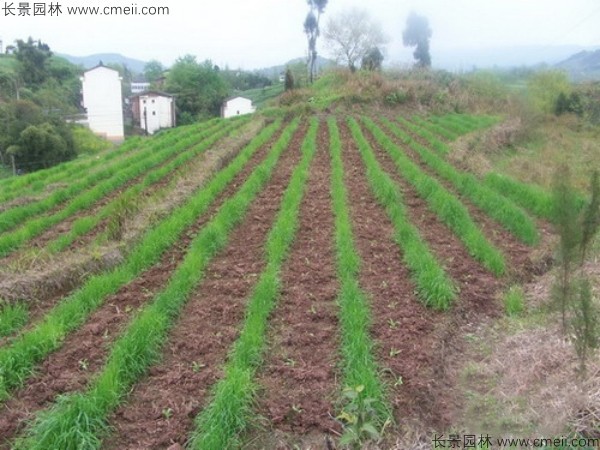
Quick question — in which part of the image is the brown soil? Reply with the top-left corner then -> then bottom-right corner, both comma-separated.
102,123 -> 308,450
250,121 -> 341,442
0,121 -> 286,448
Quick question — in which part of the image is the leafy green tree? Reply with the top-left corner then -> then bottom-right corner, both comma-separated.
361,47 -> 384,71
144,60 -> 165,83
304,0 -> 328,84
527,70 -> 571,115
284,68 -> 295,91
15,37 -> 53,86
165,55 -> 228,123
9,121 -> 76,171
402,12 -> 432,68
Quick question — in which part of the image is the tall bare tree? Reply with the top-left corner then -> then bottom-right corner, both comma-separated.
304,0 -> 328,84
323,8 -> 387,73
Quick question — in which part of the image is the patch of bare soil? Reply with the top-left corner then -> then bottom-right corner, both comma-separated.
0,120 -> 264,332
249,121 -> 341,445
0,120 -> 281,448
102,123 -> 307,450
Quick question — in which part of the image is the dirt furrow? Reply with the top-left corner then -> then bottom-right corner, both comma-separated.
0,123 -> 286,448
102,123 -> 308,450
250,121 -> 341,447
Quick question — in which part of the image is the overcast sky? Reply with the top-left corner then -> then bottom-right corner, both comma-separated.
1,0 -> 599,69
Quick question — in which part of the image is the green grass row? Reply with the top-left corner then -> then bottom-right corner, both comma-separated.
483,172 -> 562,220
0,118 -> 286,404
0,118 -> 225,201
328,117 -> 390,439
0,120 -> 242,258
395,116 -> 448,155
0,120 -> 223,233
389,116 -> 540,245
361,117 -> 506,276
14,118 -> 301,450
188,118 -> 318,450
44,119 -> 251,254
411,116 -> 458,141
347,117 -> 456,309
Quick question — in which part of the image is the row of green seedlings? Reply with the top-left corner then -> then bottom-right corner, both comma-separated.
0,118 -> 289,403
0,136 -> 147,205
410,116 -> 458,141
328,117 -> 391,446
484,172 -> 588,222
347,117 -> 457,309
45,118 -> 250,254
13,118 -> 302,450
441,113 -> 498,131
359,117 -> 506,276
427,114 -> 493,137
0,119 -> 245,258
0,118 -> 226,203
389,116 -> 540,245
0,118 -> 223,233
188,118 -> 318,449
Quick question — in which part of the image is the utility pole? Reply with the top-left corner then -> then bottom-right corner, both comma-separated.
11,154 -> 16,176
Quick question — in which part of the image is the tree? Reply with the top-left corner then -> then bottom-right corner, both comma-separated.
361,47 -> 384,71
304,0 -> 328,84
528,70 -> 571,115
15,37 -> 53,86
144,60 -> 165,83
323,8 -> 387,73
165,55 -> 228,124
402,12 -> 432,68
284,68 -> 295,91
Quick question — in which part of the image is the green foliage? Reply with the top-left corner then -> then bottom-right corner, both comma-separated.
165,55 -> 229,122
15,37 -> 52,86
504,285 -> 525,316
527,70 -> 571,115
570,278 -> 599,374
0,301 -> 29,337
555,92 -> 583,116
338,385 -> 385,449
143,60 -> 164,83
12,121 -> 77,171
284,68 -> 294,91
362,47 -> 384,71
71,125 -> 113,155
551,167 -> 600,373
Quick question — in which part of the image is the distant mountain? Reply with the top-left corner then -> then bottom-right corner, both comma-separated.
556,50 -> 600,81
429,45 -> 600,72
254,56 -> 337,79
58,53 -> 148,73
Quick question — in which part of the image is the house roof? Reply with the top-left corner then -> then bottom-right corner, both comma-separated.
84,62 -> 119,74
223,95 -> 253,103
130,90 -> 174,99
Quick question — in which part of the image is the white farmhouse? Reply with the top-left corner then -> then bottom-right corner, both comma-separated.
130,91 -> 176,135
221,96 -> 255,119
80,64 -> 124,142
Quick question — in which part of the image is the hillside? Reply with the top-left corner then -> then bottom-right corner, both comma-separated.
556,49 -> 600,81
58,52 -> 148,73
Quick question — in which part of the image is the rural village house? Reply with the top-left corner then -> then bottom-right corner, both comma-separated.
80,64 -> 125,142
221,96 -> 256,119
130,91 -> 176,135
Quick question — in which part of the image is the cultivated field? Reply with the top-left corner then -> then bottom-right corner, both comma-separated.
0,111 -> 556,449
